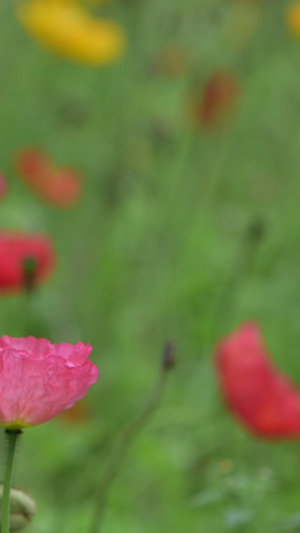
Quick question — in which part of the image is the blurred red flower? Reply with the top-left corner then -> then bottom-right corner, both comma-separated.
0,231 -> 55,293
16,148 -> 82,208
215,323 -> 300,439
191,70 -> 240,128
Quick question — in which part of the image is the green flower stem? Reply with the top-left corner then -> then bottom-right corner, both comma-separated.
2,429 -> 21,533
89,371 -> 168,533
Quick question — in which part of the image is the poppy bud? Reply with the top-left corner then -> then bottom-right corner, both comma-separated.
162,342 -> 177,371
0,485 -> 37,531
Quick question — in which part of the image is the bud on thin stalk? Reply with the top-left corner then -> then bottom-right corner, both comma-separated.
162,342 -> 177,371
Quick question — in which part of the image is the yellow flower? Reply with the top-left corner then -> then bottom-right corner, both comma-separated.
52,0 -> 111,3
286,2 -> 300,37
17,0 -> 126,65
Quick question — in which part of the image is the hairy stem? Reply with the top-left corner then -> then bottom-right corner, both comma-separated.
2,429 -> 21,533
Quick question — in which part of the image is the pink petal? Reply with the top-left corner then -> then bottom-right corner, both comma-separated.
0,336 -> 98,427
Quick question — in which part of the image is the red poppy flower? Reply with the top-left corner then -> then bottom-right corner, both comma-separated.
0,231 -> 55,293
215,323 -> 300,439
191,70 -> 240,128
16,148 -> 82,208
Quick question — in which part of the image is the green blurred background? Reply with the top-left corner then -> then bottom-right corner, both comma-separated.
2,0 -> 300,531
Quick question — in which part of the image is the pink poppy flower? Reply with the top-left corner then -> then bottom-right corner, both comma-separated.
16,148 -> 82,208
0,336 -> 98,428
215,323 -> 300,439
0,231 -> 55,293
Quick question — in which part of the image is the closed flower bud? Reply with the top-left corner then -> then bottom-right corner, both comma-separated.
162,342 -> 177,371
0,485 -> 37,531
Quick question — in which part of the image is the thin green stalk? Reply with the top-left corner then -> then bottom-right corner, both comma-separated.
90,372 -> 166,533
2,429 -> 21,533
87,344 -> 176,533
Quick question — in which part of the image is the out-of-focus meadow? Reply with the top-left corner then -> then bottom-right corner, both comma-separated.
3,0 -> 300,531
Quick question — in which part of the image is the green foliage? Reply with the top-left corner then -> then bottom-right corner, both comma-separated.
1,0 -> 300,531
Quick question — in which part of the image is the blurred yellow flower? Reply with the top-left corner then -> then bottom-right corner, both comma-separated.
286,2 -> 300,36
54,0 -> 111,3
17,0 -> 126,65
